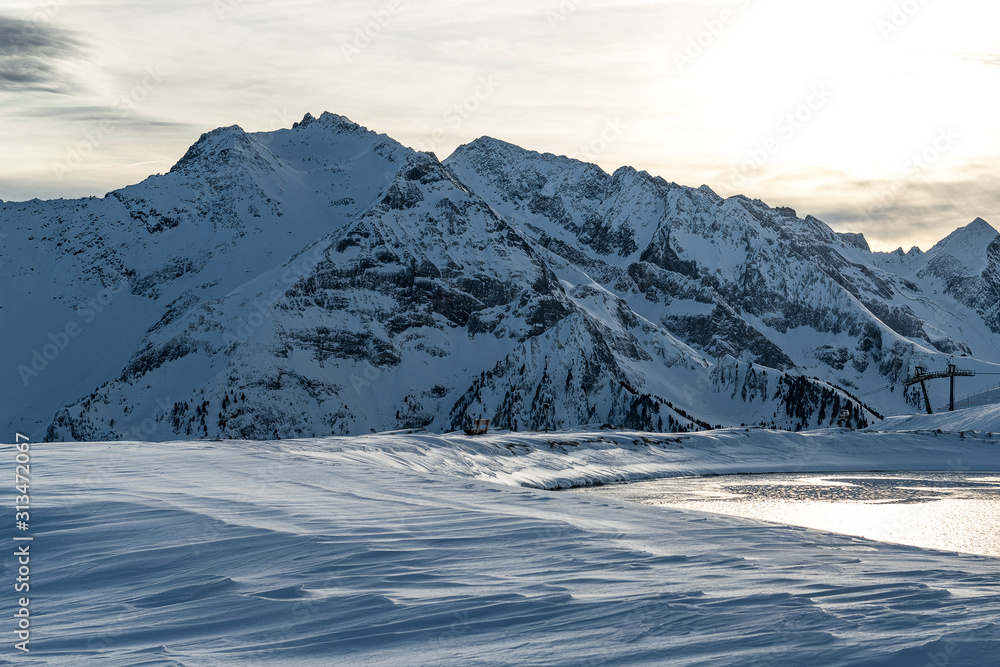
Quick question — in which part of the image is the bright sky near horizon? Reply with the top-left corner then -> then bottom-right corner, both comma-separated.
1,0 -> 997,251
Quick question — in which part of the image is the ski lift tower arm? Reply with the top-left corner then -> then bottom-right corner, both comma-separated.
903,364 -> 976,413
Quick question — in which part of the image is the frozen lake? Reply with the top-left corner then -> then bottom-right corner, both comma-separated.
575,471 -> 1000,558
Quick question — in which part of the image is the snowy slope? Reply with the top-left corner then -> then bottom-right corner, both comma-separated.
3,112 -> 413,438
12,430 -> 1000,665
38,144 -> 720,440
446,139 -> 1000,413
4,112 -> 1000,441
871,402 -> 1000,435
288,426 -> 1000,491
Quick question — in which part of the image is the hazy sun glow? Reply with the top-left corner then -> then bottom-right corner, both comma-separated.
1,0 -> 998,251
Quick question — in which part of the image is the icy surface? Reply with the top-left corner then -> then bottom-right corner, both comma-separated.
11,426 -> 1000,665
577,472 -> 1000,558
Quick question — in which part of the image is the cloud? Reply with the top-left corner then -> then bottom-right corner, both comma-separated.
975,55 -> 1000,67
0,15 -> 86,93
6,104 -> 195,130
700,158 -> 1000,252
775,164 -> 1000,252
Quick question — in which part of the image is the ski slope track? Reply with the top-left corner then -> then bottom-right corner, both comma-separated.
4,112 -> 1000,441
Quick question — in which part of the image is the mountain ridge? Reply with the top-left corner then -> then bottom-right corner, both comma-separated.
4,112 -> 998,441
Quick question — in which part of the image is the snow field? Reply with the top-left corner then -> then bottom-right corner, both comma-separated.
11,421 -> 1000,665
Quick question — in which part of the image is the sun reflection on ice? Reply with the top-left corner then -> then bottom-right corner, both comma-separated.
578,472 -> 1000,558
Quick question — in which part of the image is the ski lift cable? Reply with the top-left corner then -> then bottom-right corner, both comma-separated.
856,372 -> 1000,399
857,383 -> 900,397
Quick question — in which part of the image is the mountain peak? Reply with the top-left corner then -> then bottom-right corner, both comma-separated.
446,136 -> 606,187
932,217 -> 999,251
451,136 -> 522,159
921,217 -> 999,277
18,116 -> 1000,442
292,112 -> 316,128
969,217 -> 996,233
469,135 -> 507,146
168,124 -> 249,174
837,231 -> 870,251
450,136 -> 602,171
291,111 -> 363,131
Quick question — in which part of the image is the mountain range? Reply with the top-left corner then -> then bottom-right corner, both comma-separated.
4,112 -> 999,441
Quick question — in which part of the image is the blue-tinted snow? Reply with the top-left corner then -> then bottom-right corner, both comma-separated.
10,423 -> 1000,665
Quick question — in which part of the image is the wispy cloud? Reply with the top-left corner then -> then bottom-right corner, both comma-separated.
0,0 -> 997,253
7,104 -> 192,130
734,160 -> 1000,252
0,14 -> 86,93
973,55 -> 1000,67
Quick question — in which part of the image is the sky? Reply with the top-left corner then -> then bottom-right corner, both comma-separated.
1,0 -> 998,252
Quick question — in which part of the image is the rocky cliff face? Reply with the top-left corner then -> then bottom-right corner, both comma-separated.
446,137 -> 1000,417
3,113 -> 998,441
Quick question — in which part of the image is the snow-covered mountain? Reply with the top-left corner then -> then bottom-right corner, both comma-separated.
4,112 -> 999,441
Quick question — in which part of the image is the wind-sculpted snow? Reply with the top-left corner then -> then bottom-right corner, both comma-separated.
4,112 -> 1000,441
17,430 -> 1000,665
871,402 -> 1000,434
